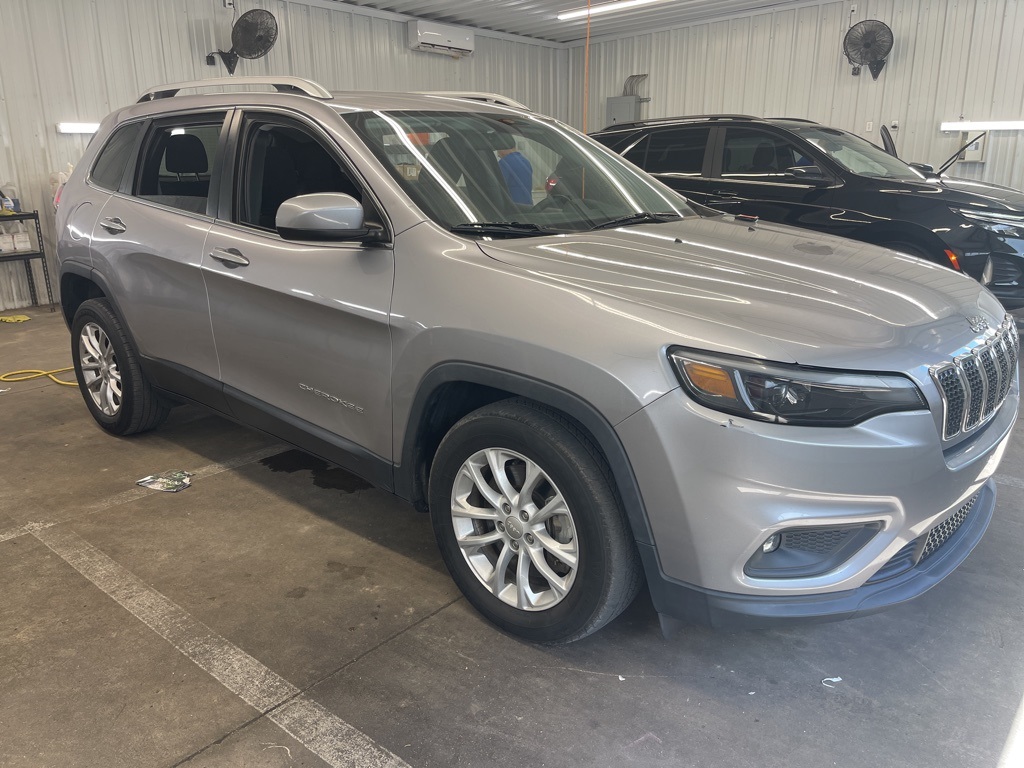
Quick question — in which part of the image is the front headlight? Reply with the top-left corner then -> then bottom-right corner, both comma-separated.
951,207 -> 1024,236
669,348 -> 927,427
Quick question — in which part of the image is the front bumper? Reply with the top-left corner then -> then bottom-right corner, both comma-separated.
617,382 -> 1016,628
639,480 -> 994,629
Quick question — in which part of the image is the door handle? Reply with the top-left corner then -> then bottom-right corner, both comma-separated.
712,190 -> 739,198
100,217 -> 127,235
209,247 -> 250,268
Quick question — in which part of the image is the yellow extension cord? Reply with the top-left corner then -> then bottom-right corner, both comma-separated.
1,367 -> 78,386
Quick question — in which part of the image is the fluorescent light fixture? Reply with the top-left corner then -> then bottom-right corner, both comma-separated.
557,0 -> 675,21
940,120 -> 1024,132
57,122 -> 100,134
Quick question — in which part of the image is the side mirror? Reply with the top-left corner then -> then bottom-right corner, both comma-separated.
785,165 -> 828,182
909,162 -> 941,180
276,193 -> 379,242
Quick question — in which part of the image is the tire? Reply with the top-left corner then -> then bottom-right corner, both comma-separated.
71,298 -> 170,435
428,398 -> 643,643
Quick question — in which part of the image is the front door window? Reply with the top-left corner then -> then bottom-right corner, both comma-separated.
720,128 -> 813,182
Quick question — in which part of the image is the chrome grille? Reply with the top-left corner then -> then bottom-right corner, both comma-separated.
961,356 -> 985,429
935,367 -> 965,437
981,347 -> 1000,416
931,316 -> 1018,440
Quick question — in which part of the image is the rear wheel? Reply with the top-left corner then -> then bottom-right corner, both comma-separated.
429,398 -> 642,643
71,298 -> 170,435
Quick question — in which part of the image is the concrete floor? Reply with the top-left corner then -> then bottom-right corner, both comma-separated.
2,308 -> 1023,768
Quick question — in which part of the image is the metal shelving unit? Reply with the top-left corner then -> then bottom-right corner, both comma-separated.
0,210 -> 55,310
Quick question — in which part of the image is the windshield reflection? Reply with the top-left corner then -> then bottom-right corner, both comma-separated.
792,126 -> 925,182
343,110 -> 693,236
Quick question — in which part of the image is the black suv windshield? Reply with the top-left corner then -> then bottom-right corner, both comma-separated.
343,110 -> 693,235
790,126 -> 925,181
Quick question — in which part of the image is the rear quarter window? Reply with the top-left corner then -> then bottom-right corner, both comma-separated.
90,123 -> 143,191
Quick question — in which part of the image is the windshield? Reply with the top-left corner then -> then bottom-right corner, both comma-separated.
790,126 -> 926,181
342,110 -> 694,235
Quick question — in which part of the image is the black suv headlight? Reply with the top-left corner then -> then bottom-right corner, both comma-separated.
950,207 -> 1024,237
669,348 -> 927,427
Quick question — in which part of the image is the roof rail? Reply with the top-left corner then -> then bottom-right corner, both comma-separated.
138,76 -> 333,103
417,91 -> 531,111
601,114 -> 763,131
768,117 -> 819,124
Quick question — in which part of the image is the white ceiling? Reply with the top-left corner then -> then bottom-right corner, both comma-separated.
337,0 -> 808,44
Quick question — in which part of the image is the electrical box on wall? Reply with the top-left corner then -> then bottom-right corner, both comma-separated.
606,96 -> 641,127
958,132 -> 986,163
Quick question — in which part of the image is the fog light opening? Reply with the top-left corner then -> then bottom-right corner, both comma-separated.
744,522 -> 883,579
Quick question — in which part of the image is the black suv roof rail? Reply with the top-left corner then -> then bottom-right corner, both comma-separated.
598,114 -> 763,131
597,114 -> 821,132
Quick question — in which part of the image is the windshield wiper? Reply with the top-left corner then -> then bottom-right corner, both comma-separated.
938,132 -> 987,175
450,221 -> 554,237
590,211 -> 682,230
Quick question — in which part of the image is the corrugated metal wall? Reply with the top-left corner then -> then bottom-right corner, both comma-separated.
4,0 -> 1023,311
569,0 -> 1024,189
0,0 -> 567,310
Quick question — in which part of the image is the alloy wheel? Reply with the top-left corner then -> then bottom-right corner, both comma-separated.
78,321 -> 122,416
450,447 -> 579,611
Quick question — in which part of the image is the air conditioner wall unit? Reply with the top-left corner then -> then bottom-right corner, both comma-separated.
408,20 -> 475,57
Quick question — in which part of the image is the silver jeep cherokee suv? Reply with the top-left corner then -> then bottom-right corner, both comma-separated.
56,77 -> 1018,642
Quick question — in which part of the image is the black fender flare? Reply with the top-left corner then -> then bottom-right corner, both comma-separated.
60,263 -> 149,377
853,222 -> 952,264
396,361 -> 655,546
59,262 -> 125,327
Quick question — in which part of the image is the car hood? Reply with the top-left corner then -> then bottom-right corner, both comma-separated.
937,175 -> 1024,211
877,175 -> 1024,212
477,216 -> 1004,369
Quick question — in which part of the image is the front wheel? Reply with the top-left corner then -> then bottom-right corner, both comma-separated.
429,399 -> 642,643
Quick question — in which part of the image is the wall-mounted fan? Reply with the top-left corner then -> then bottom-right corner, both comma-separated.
208,9 -> 279,75
843,19 -> 893,80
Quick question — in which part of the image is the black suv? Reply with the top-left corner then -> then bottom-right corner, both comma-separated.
592,116 -> 1024,309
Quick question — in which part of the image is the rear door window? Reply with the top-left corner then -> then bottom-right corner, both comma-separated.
133,114 -> 226,215
90,123 -> 143,192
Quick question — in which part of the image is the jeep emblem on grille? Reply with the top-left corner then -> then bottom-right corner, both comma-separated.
965,315 -> 989,333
